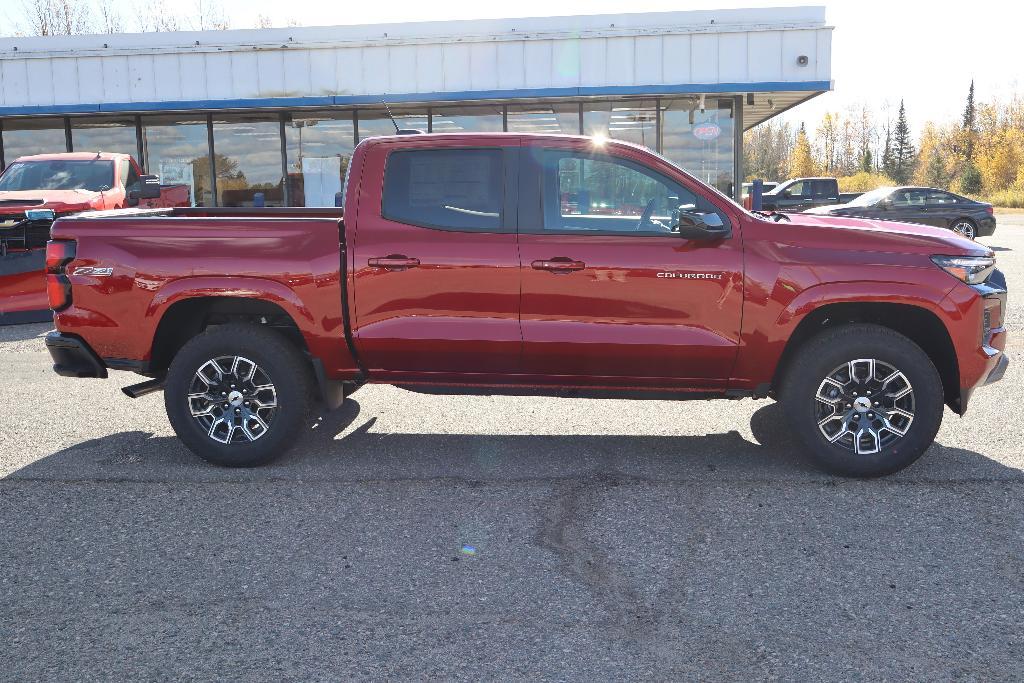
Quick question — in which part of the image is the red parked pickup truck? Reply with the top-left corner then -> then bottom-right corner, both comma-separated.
0,152 -> 190,323
44,133 -> 1008,476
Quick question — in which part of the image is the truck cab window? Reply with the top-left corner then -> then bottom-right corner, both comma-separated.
540,150 -> 717,234
382,148 -> 503,231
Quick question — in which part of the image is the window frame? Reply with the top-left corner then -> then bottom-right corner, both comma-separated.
522,147 -> 729,237
924,190 -> 959,205
892,188 -> 930,207
379,145 -> 517,234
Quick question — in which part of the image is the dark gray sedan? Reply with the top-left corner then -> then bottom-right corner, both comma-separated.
803,186 -> 996,239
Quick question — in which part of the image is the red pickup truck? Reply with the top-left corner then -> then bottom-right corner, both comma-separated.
43,133 -> 1008,476
0,152 -> 189,323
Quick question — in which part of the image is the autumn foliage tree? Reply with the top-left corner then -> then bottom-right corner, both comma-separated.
787,125 -> 817,178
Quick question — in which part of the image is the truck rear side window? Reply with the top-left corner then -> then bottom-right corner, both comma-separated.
382,149 -> 503,231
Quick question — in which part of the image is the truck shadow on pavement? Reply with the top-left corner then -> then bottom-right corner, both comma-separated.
7,400 -> 1021,484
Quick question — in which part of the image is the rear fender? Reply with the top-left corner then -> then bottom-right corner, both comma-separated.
147,276 -> 314,327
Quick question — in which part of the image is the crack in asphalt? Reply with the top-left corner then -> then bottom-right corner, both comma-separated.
535,469 -> 659,634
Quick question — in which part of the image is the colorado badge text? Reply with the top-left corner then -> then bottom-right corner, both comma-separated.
656,272 -> 724,279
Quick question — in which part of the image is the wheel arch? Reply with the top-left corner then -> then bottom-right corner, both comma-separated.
150,296 -> 308,376
772,301 -> 961,413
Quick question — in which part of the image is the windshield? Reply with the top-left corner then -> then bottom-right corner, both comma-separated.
846,186 -> 894,207
0,160 -> 115,193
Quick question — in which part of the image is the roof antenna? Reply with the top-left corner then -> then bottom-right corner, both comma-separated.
381,101 -> 424,136
382,101 -> 400,134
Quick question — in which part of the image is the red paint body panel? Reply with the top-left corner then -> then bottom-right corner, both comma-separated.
517,137 -> 743,385
46,133 -> 1007,413
51,215 -> 358,377
349,136 -> 521,379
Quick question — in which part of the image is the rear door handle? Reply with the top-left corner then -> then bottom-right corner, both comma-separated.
532,258 -> 586,273
368,255 -> 420,270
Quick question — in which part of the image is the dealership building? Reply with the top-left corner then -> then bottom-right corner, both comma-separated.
0,7 -> 832,206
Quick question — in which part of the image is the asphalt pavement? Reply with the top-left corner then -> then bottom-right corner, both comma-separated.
1,216 -> 1022,680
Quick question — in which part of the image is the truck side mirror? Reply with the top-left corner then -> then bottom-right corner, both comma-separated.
136,174 -> 162,200
673,209 -> 730,240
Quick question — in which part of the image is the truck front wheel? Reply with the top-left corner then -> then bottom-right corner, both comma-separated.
164,323 -> 312,467
780,323 -> 944,477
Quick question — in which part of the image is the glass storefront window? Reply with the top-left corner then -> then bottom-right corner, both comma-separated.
141,115 -> 211,206
212,115 -> 285,207
583,100 -> 657,150
285,112 -> 355,207
661,98 -> 736,197
71,116 -> 138,157
2,118 -> 67,167
430,105 -> 503,133
357,108 -> 428,141
506,103 -> 580,134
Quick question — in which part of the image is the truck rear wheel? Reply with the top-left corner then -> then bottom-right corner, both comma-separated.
164,323 -> 312,467
780,323 -> 944,477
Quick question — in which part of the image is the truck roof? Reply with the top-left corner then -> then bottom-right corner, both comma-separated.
12,152 -> 129,163
358,131 -> 650,151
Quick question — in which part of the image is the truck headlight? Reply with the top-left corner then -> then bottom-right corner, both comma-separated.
930,255 -> 995,285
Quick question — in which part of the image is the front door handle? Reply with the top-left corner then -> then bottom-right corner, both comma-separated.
532,258 -> 586,273
368,255 -> 420,270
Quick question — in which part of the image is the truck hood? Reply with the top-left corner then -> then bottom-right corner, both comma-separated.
781,212 -> 990,257
0,189 -> 103,215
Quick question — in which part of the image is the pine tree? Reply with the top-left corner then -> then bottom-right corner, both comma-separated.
861,149 -> 873,173
787,124 -> 816,178
889,100 -> 916,184
959,162 -> 983,195
962,80 -> 976,161
881,122 -> 894,178
923,148 -> 948,188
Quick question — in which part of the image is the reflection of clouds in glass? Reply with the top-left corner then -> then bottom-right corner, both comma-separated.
3,120 -> 67,161
358,109 -> 428,140
142,118 -> 211,205
429,106 -> 502,134
72,118 -> 137,155
214,120 -> 283,186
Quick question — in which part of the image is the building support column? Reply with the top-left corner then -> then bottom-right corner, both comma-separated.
207,114 -> 217,207
733,95 -> 744,201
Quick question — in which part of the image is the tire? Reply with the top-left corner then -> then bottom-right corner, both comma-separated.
780,323 -> 944,477
950,218 -> 977,240
164,323 -> 312,467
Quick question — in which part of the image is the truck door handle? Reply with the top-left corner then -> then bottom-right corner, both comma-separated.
532,258 -> 586,273
368,255 -> 420,270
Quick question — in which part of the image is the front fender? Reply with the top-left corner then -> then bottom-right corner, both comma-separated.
775,279 -> 958,328
730,278 -> 960,391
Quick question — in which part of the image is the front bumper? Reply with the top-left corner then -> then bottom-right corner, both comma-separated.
954,269 -> 1008,413
45,331 -> 108,378
984,353 -> 1009,385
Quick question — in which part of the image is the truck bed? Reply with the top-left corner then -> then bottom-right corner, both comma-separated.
49,208 -> 356,377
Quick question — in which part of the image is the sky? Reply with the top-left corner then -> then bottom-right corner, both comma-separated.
2,0 -> 1020,132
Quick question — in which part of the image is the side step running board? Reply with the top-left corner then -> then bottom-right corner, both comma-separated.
122,377 -> 165,399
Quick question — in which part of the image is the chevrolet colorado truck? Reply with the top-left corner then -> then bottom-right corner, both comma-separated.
43,133 -> 1009,476
0,152 -> 189,323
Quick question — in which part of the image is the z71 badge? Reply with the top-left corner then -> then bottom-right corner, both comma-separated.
71,266 -> 114,277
